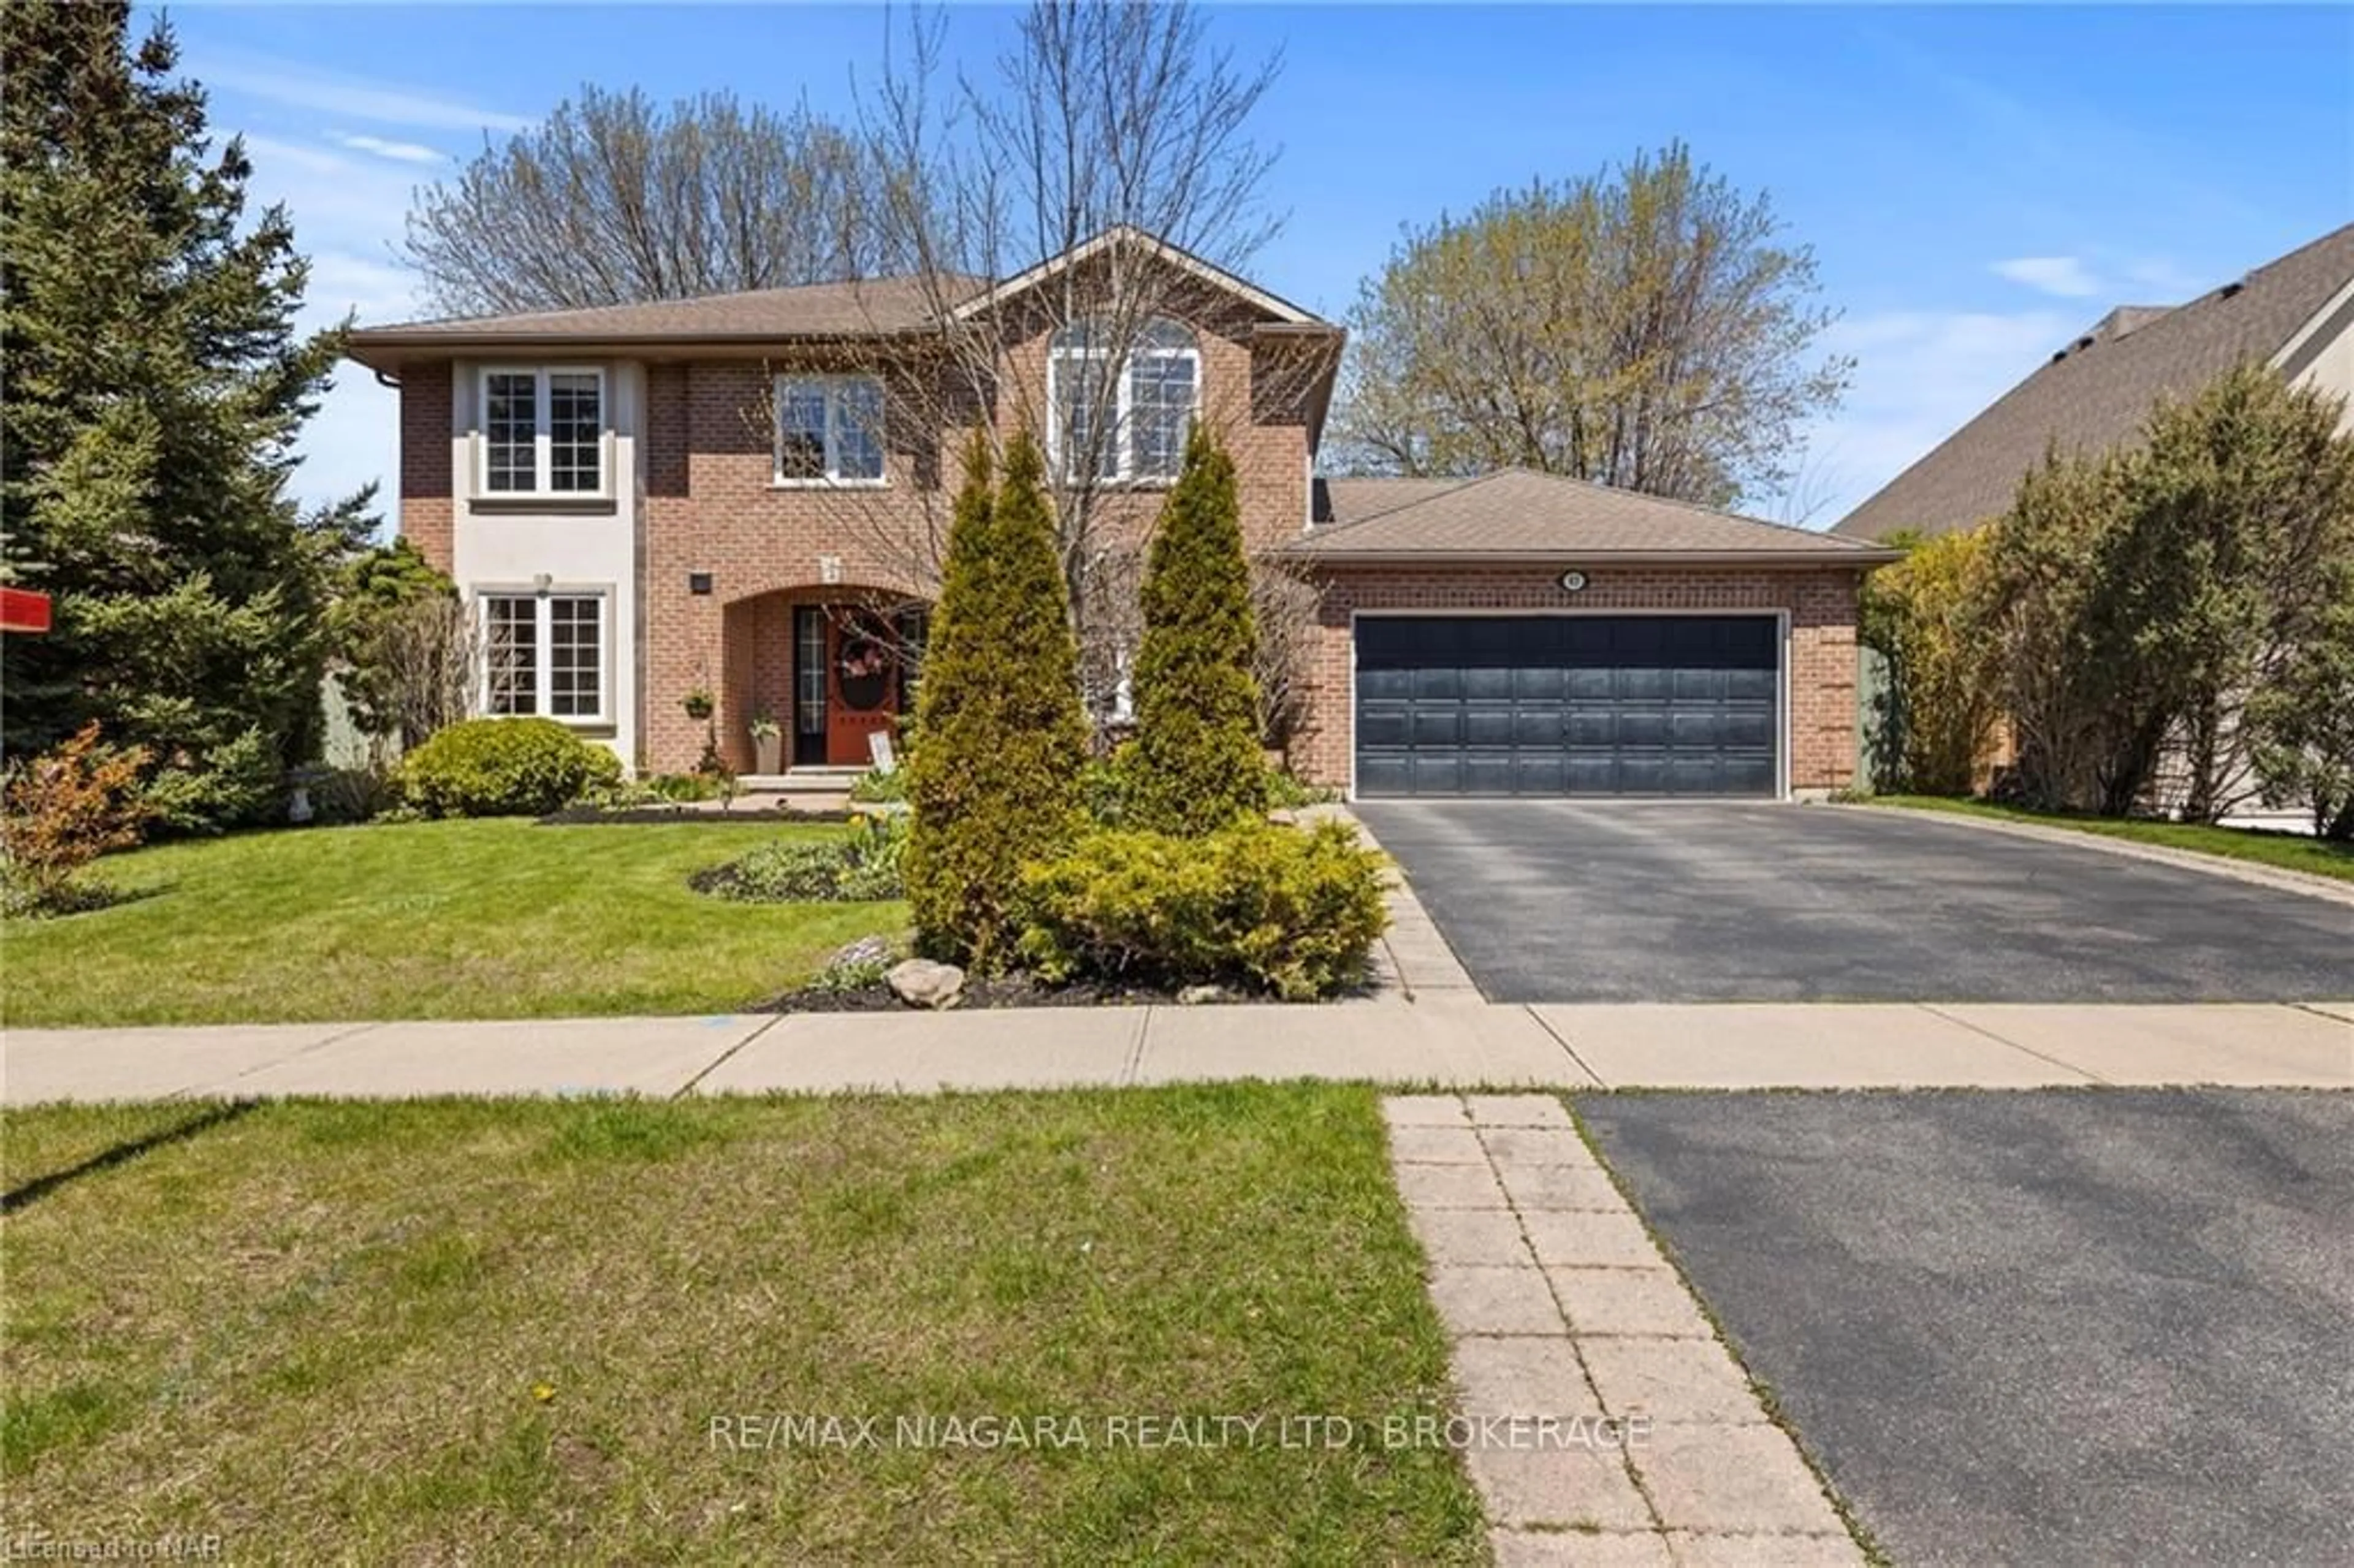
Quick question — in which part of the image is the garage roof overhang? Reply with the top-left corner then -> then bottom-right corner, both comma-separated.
1282,548 -> 1905,568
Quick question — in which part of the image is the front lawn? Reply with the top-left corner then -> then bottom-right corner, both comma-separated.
1867,795 -> 2354,883
1,818 -> 903,1027
1,1087 -> 1482,1563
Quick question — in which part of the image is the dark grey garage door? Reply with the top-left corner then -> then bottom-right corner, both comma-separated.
1355,615 -> 1780,797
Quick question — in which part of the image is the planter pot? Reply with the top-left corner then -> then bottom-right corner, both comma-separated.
754,734 -> 783,775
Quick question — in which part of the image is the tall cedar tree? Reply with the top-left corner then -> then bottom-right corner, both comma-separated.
905,432 -> 1088,969
1,2 -> 370,828
1127,425 -> 1266,833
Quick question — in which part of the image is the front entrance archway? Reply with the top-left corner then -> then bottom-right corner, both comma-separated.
725,590 -> 924,775
798,606 -> 902,766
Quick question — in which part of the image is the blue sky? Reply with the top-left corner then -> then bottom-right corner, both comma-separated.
156,2 -> 2353,526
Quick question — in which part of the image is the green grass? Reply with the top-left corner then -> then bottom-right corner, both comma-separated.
1,818 -> 904,1027
1867,795 -> 2354,883
0,1087 -> 1482,1564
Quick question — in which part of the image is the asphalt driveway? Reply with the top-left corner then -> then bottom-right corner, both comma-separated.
1579,1089 -> 2354,1566
1354,801 -> 2353,1002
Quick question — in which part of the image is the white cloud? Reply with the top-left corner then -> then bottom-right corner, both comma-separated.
2119,255 -> 2207,300
1990,256 -> 2104,299
307,250 -> 424,324
201,51 -> 533,133
1780,307 -> 2076,526
332,132 -> 447,166
238,132 -> 349,177
238,137 -> 433,262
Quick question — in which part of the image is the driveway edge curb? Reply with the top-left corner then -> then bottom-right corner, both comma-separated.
1311,804 -> 1485,1002
1846,802 -> 2354,908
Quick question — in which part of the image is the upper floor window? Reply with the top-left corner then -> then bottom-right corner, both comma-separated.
774,375 -> 885,484
1048,318 -> 1198,484
479,367 -> 606,497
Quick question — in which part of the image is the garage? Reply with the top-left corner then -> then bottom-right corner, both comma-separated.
1354,614 -> 1780,797
1284,470 -> 1900,799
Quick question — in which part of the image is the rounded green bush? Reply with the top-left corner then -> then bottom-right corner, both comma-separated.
395,718 -> 622,818
1016,820 -> 1390,1000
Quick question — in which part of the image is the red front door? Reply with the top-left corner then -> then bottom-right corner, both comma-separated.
826,612 -> 897,766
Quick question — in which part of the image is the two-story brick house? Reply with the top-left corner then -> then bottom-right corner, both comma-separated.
348,227 -> 1894,799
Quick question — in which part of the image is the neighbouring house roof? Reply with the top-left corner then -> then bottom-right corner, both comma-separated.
1291,470 -> 1900,565
1835,222 -> 2354,541
344,227 -> 1339,373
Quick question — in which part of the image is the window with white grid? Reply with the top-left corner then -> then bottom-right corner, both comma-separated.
773,375 -> 886,484
477,367 -> 606,497
479,592 -> 605,723
1048,318 -> 1198,484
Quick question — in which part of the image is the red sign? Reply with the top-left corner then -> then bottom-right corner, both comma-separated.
0,587 -> 52,633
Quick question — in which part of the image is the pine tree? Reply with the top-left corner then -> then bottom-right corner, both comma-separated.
1127,425 -> 1267,834
1,2 -> 371,828
905,431 -> 1089,969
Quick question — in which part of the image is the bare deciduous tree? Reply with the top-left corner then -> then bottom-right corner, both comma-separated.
1249,560 -> 1322,757
775,0 -> 1320,721
405,85 -> 914,316
362,595 -> 485,754
1330,143 -> 1850,509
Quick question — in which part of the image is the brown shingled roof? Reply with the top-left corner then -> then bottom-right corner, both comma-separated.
346,229 -> 1343,373
347,275 -> 983,367
1289,470 -> 1897,563
1835,223 -> 2354,541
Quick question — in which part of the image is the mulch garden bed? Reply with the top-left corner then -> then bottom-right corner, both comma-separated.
763,970 -> 1205,1007
537,805 -> 850,826
756,973 -> 1277,1013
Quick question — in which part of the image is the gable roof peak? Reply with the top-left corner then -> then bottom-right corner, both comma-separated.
950,224 -> 1331,329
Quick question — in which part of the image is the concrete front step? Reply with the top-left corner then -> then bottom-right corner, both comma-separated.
739,769 -> 866,789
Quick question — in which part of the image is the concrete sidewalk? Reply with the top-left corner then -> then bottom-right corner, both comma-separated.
4,1000 -> 2347,1104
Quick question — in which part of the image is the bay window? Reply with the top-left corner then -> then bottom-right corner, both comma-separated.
479,367 -> 607,497
482,590 -> 607,722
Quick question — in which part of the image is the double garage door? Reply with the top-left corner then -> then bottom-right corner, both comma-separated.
1355,615 -> 1781,797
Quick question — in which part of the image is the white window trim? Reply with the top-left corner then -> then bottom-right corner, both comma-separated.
1047,323 -> 1200,486
474,365 -> 612,500
771,373 -> 889,488
474,586 -> 611,726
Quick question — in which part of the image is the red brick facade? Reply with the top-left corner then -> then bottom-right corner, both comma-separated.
389,265 -> 1866,791
1291,564 -> 1865,794
398,361 -> 454,574
629,310 -> 1316,772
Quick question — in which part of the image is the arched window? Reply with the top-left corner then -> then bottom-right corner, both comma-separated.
1048,317 -> 1198,484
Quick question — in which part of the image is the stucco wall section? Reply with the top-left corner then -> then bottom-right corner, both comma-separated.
1292,563 -> 1865,796
440,360 -> 644,767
